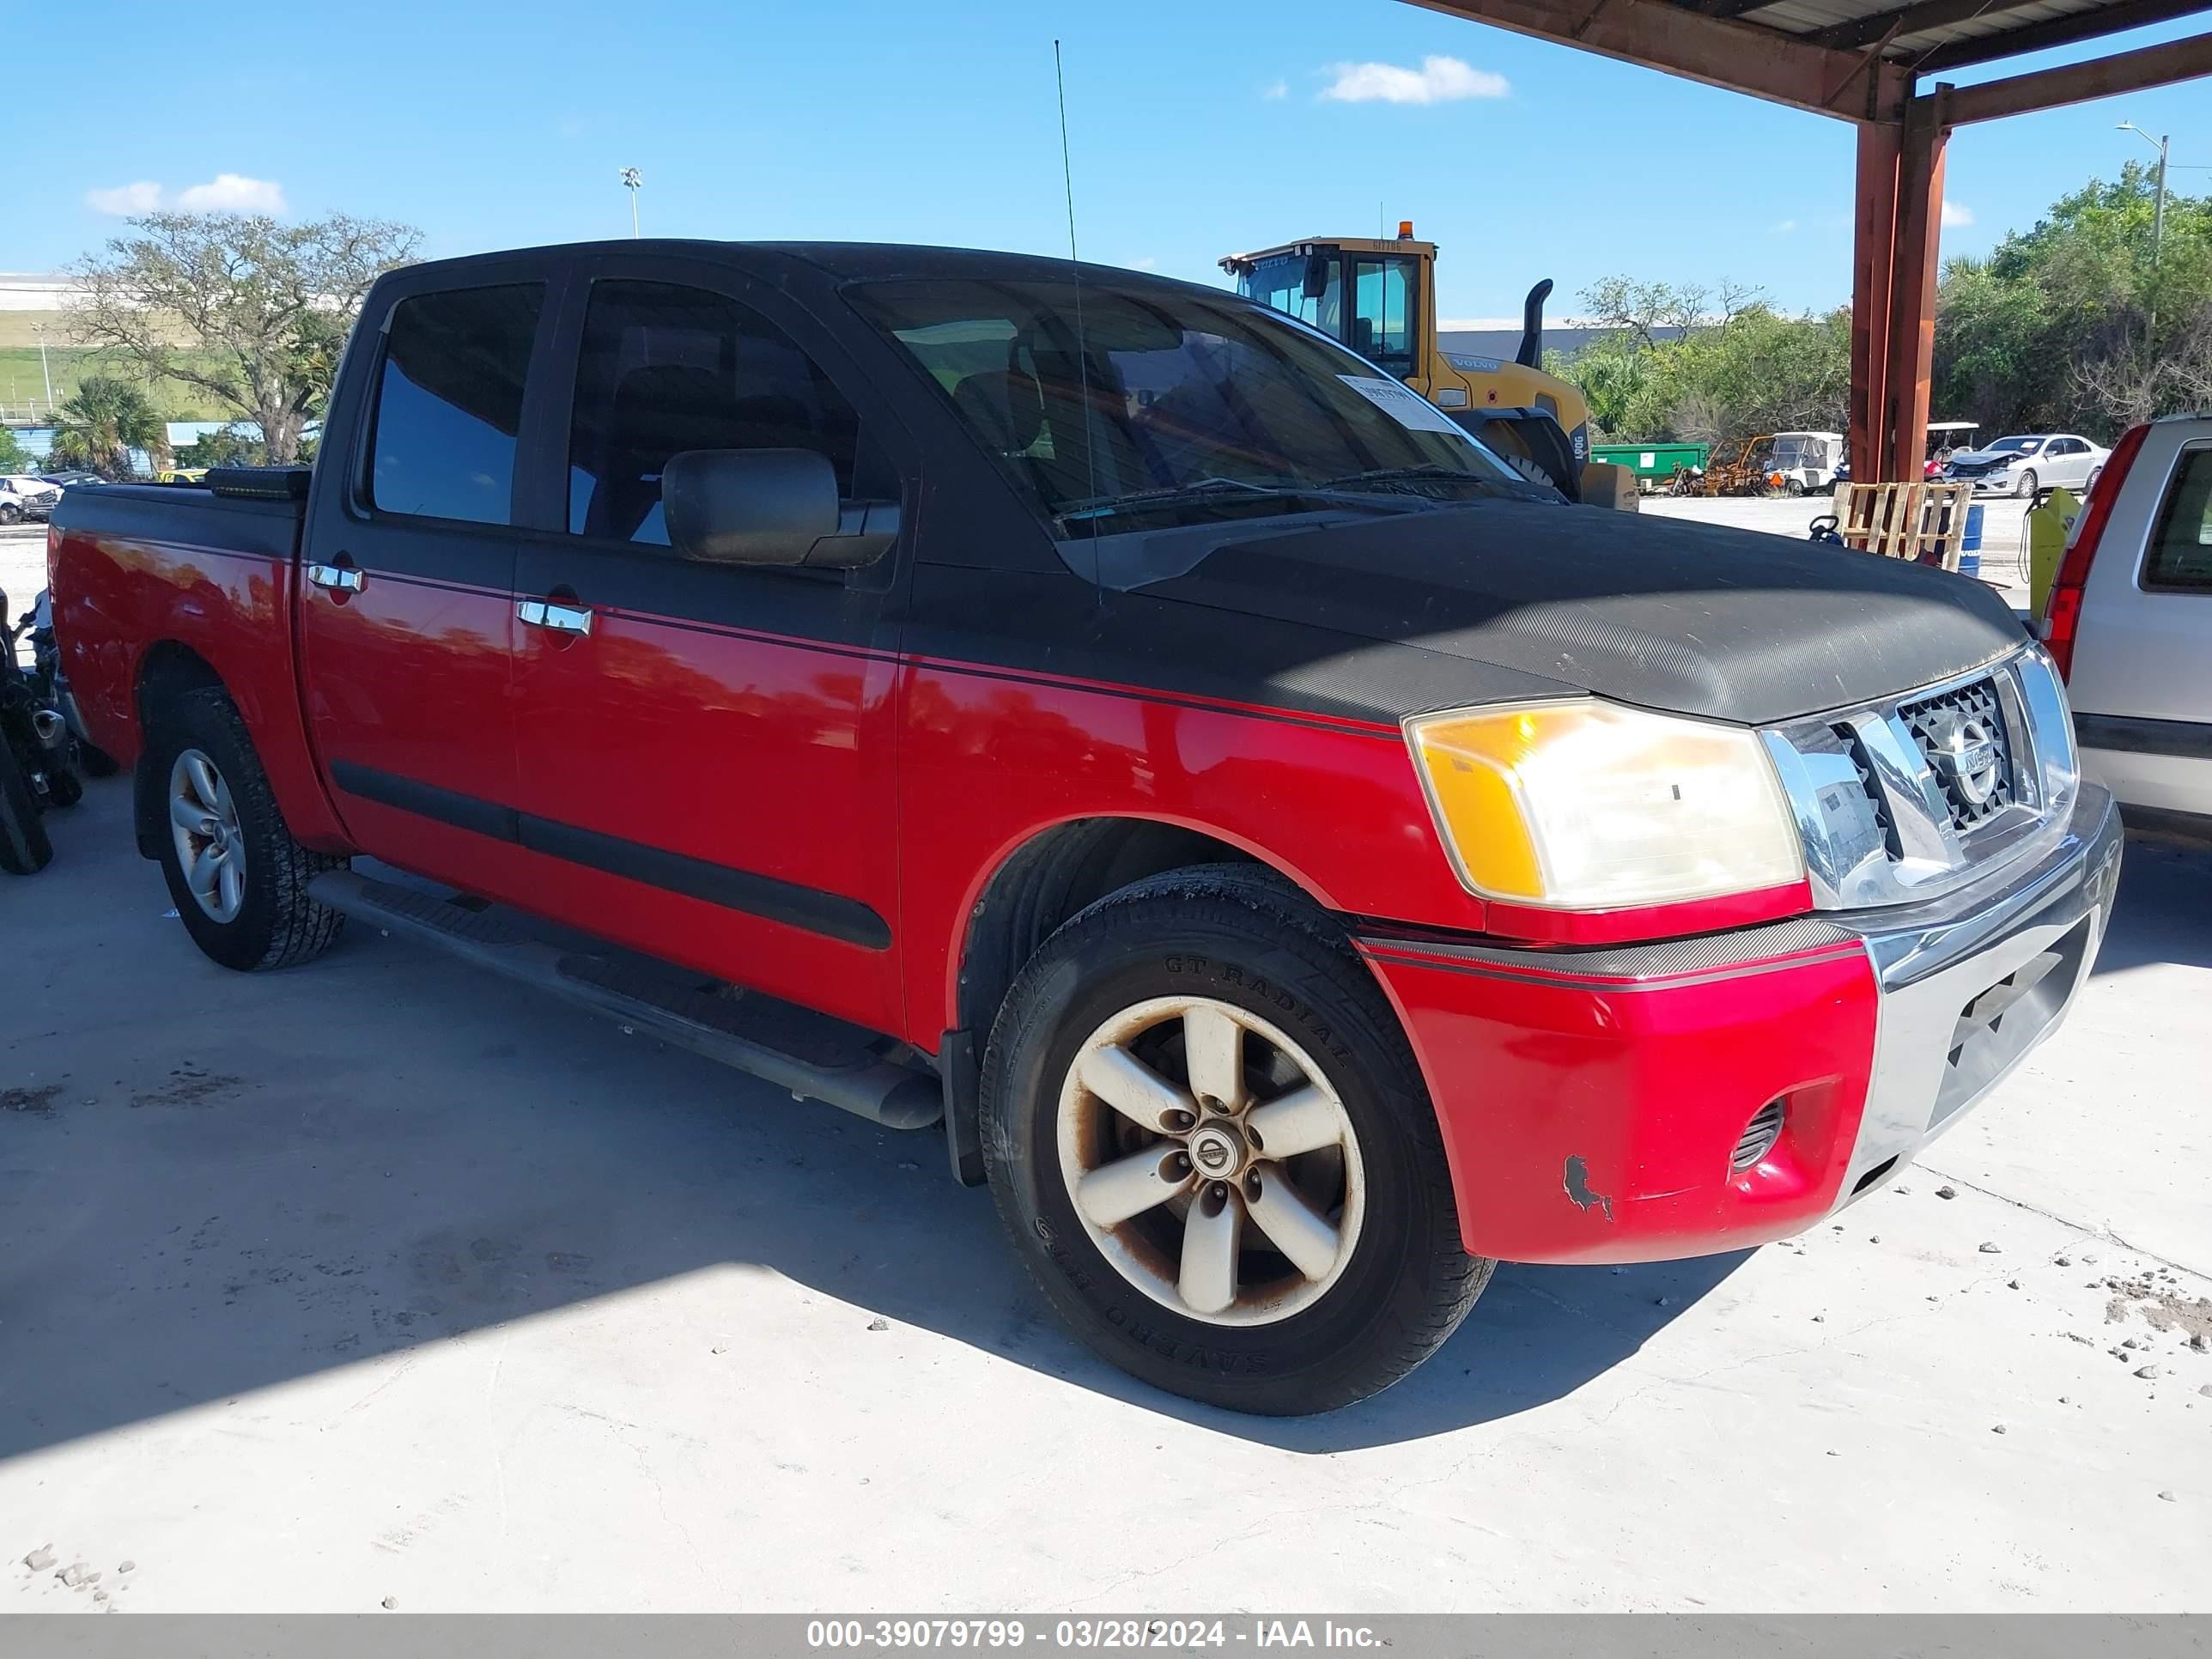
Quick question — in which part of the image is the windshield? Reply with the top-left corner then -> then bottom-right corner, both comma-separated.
1771,435 -> 1824,469
848,276 -> 1522,531
1989,436 -> 2042,453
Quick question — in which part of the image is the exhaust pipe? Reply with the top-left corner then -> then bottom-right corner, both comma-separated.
1516,278 -> 1553,369
31,708 -> 67,749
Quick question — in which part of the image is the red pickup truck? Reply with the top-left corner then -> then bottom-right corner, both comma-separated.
48,240 -> 2120,1414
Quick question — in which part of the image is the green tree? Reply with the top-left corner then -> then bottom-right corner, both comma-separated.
0,428 -> 33,473
1553,283 -> 1848,443
46,377 -> 168,480
1935,164 -> 2212,436
66,211 -> 420,465
176,426 -> 258,469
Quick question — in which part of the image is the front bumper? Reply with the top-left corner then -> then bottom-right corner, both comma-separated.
1362,783 -> 2122,1264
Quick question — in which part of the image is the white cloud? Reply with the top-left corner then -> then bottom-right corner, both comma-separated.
1773,218 -> 1798,234
1127,257 -> 1160,271
1941,199 -> 1974,228
87,180 -> 162,216
174,173 -> 287,213
1262,79 -> 1289,100
88,174 -> 288,216
1320,54 -> 1508,105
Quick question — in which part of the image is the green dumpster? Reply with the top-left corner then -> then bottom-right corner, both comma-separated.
1589,442 -> 1711,488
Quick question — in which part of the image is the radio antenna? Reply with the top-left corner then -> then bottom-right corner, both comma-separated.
1054,38 -> 1105,603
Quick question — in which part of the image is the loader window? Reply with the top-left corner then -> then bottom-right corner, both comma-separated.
1237,252 -> 1343,337
1350,258 -> 1414,379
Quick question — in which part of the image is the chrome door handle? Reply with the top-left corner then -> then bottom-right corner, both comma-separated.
306,562 -> 365,592
518,598 -> 592,635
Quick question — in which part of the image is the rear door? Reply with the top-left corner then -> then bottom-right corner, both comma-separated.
500,257 -> 915,1036
297,263 -> 562,889
2070,428 -> 2212,817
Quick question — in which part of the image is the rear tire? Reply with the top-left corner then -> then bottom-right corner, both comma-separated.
981,867 -> 1491,1414
2086,465 -> 2103,495
0,744 -> 53,874
147,685 -> 348,971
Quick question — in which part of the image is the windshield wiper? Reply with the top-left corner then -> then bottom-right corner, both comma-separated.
1322,464 -> 1547,498
1057,475 -> 1422,524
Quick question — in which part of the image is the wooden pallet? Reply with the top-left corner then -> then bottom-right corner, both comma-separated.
1833,482 -> 1975,568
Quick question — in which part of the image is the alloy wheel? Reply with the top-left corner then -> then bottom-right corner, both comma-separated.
168,748 -> 246,923
1054,995 -> 1365,1326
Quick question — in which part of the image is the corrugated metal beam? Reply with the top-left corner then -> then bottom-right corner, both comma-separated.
1942,28 -> 2212,120
1808,0 -> 2040,52
1403,0 -> 1911,117
1911,0 -> 2212,73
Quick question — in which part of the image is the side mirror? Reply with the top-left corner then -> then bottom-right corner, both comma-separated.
1302,252 -> 1331,301
661,448 -> 898,569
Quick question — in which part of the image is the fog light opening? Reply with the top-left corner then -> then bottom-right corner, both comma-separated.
1731,1097 -> 1787,1172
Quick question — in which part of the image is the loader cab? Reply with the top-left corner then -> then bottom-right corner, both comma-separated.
1224,236 -> 1425,384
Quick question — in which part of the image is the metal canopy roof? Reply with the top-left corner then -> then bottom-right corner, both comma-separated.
1723,0 -> 2207,74
1408,0 -> 2212,121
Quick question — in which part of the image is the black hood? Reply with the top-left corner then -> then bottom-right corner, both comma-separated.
1144,499 -> 2026,726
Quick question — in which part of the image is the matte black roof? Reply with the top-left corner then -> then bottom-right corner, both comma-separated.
404,239 -> 1222,295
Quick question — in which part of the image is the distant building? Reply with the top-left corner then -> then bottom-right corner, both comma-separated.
0,273 -> 76,313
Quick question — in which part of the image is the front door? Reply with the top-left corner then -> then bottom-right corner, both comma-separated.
297,270 -> 556,893
502,266 -> 911,1036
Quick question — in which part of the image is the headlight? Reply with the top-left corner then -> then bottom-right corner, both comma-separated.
1406,699 -> 1804,909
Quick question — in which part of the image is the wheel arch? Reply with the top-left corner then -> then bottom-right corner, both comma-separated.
131,641 -> 230,860
937,813 -> 1348,1185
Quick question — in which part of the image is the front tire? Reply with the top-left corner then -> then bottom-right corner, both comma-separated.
0,503 -> 21,526
2014,468 -> 2038,498
148,685 -> 348,970
981,868 -> 1491,1414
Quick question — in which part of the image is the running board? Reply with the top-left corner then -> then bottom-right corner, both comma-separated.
308,870 -> 942,1130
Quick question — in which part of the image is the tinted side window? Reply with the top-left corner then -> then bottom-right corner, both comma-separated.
368,284 -> 544,526
567,280 -> 883,545
2144,448 -> 2212,592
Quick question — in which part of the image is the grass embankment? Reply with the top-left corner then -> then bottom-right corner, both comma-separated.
0,313 -> 233,422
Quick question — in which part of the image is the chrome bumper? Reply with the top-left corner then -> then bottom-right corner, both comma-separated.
1834,781 -> 2122,1200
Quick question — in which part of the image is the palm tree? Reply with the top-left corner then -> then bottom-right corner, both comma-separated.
46,377 -> 168,480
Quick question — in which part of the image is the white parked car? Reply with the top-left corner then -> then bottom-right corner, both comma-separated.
0,475 -> 63,525
2043,413 -> 2212,843
1946,433 -> 2109,497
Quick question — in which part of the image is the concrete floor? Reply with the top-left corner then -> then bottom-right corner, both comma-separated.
3,520 -> 2209,1615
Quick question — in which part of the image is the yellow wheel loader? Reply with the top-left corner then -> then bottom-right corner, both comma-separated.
1221,224 -> 1629,507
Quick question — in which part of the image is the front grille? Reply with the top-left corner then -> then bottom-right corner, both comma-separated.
1834,723 -> 1902,856
1899,677 -> 2014,832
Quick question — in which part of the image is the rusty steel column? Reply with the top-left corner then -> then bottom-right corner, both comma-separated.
1849,119 -> 1902,483
1883,90 -> 1951,483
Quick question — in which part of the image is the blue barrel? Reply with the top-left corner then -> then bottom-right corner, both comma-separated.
1958,503 -> 1984,577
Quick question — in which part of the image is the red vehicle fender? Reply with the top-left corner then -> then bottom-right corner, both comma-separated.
48,525 -> 350,852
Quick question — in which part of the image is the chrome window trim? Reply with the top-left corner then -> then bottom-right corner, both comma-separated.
1761,647 -> 2076,911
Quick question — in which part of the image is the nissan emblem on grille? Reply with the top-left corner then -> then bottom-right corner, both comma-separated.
1926,708 -> 2002,806
1901,678 -> 2014,830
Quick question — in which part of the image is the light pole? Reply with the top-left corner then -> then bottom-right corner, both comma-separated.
619,167 -> 642,239
2117,123 -> 2170,261
2118,123 -> 2171,346
30,320 -> 52,410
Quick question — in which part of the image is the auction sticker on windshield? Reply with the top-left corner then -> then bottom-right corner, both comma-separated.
1337,375 -> 1466,436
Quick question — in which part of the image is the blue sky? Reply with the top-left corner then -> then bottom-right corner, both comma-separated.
17,0 -> 2210,319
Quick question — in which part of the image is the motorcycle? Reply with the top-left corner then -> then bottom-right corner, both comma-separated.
1,584 -> 88,875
